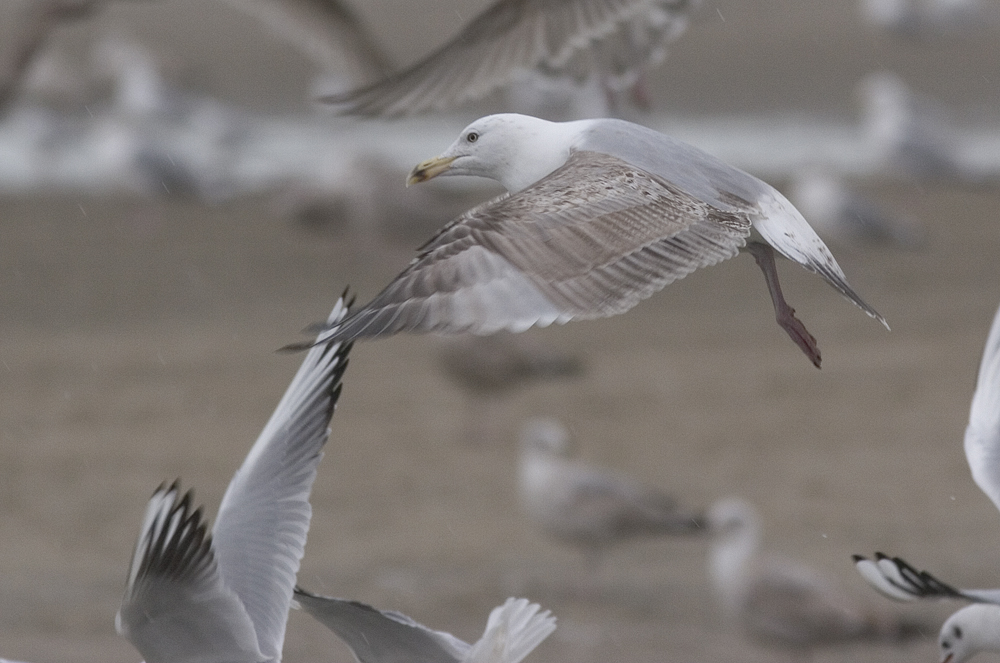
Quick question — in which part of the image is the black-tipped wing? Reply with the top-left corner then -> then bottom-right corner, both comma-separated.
853,553 -> 1000,604
116,483 -> 264,663
294,588 -> 471,663
321,0 -> 697,116
211,295 -> 353,660
305,150 -> 751,347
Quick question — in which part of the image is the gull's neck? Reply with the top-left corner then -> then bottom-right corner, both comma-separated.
709,520 -> 761,613
496,117 -> 595,193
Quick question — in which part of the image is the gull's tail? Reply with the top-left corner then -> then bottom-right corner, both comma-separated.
464,598 -> 556,663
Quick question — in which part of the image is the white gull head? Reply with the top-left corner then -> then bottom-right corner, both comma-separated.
939,604 -> 1000,663
407,113 -> 589,193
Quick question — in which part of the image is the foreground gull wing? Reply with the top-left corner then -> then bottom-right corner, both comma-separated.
321,0 -> 696,116
216,0 -> 391,85
116,483 -> 264,663
853,553 -> 1000,604
0,0 -> 95,115
296,590 -> 556,663
210,295 -> 353,660
298,150 -> 751,347
293,588 -> 472,663
464,598 -> 557,663
117,294 -> 353,663
965,302 -> 1000,514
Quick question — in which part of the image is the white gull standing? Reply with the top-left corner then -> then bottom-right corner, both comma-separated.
115,294 -> 353,663
854,300 -> 1000,662
296,113 -> 887,369
787,168 -> 925,249
707,498 -> 920,656
293,591 -> 556,663
519,417 -> 705,566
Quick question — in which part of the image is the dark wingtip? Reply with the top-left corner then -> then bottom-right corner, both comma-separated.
278,341 -> 314,353
852,554 -> 866,562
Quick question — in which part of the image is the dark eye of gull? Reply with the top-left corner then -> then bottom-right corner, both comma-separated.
466,132 -> 479,143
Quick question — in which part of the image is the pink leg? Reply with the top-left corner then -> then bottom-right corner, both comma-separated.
745,242 -> 821,369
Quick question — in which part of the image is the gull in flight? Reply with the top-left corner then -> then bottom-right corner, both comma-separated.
294,113 -> 887,368
294,590 -> 556,663
707,498 -> 921,656
321,0 -> 700,117
854,300 -> 1000,663
115,294 -> 353,663
519,417 -> 704,566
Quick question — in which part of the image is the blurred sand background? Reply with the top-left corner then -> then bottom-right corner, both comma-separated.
2,1 -> 1000,662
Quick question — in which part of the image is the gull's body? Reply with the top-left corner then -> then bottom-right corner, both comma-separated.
321,0 -> 699,117
116,296 -> 353,663
854,301 -> 1000,662
300,113 -> 886,369
294,591 -> 556,663
708,499 -> 916,654
519,418 -> 704,564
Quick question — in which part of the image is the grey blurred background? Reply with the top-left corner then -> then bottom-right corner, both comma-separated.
1,1 -> 1000,662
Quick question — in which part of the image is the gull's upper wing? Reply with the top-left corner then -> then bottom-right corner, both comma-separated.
217,0 -> 391,85
211,295 -> 353,660
853,553 -> 1000,604
116,483 -> 264,663
321,0 -> 697,116
965,302 -> 1000,514
293,587 -> 472,663
302,150 -> 751,347
464,598 -> 556,663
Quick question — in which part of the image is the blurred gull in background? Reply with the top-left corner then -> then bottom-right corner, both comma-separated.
787,168 -> 925,249
707,498 -> 922,657
855,299 -> 1000,663
437,333 -> 584,445
321,0 -> 700,117
293,591 -> 556,663
0,0 -> 391,117
858,0 -> 998,39
856,70 -> 983,183
215,0 -> 392,98
519,417 -> 705,567
115,296 -> 352,663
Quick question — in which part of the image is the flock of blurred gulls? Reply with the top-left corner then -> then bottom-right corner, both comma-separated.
3,0 -> 1000,661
